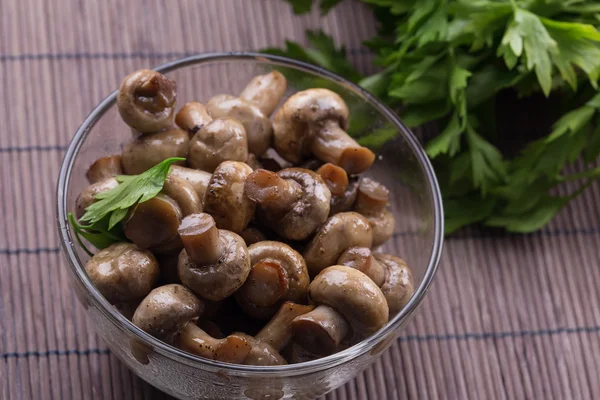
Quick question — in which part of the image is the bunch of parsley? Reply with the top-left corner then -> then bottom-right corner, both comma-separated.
271,0 -> 600,234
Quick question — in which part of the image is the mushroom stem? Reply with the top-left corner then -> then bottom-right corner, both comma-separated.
256,302 -> 315,351
179,322 -> 252,364
354,178 -> 390,214
338,247 -> 386,287
291,305 -> 350,356
162,175 -> 202,216
238,260 -> 289,308
178,213 -> 223,265
245,169 -> 301,213
316,163 -> 349,196
169,165 -> 211,200
311,120 -> 375,175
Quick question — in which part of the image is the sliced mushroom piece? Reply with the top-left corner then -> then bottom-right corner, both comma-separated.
123,194 -> 182,250
203,161 -> 255,233
177,213 -> 251,301
245,168 -> 331,241
188,117 -> 248,173
75,177 -> 119,219
239,227 -> 267,246
330,177 -> 359,215
169,165 -> 211,200
338,246 -> 386,287
121,127 -> 188,175
162,175 -> 202,216
175,101 -> 213,134
303,212 -> 373,276
85,242 -> 159,303
373,253 -> 415,315
117,69 -> 176,133
316,163 -> 348,196
354,178 -> 395,247
235,241 -> 310,319
273,88 -> 375,174
292,266 -> 389,355
86,155 -> 123,184
206,95 -> 272,156
239,71 -> 287,116
132,284 -> 203,344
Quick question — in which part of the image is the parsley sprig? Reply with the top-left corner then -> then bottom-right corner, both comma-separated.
68,157 -> 184,255
270,0 -> 600,234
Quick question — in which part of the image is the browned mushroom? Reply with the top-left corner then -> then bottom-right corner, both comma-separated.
236,301 -> 313,366
203,161 -> 255,233
337,247 -> 385,287
329,177 -> 359,215
169,165 -> 211,200
235,241 -> 310,319
316,163 -> 348,197
175,101 -> 213,134
85,242 -> 159,303
303,212 -> 373,276
123,194 -> 182,250
161,174 -> 202,216
121,127 -> 188,175
177,213 -> 251,301
75,177 -> 119,219
292,266 -> 389,355
373,253 -> 415,315
337,248 -> 415,315
245,168 -> 331,241
132,284 -> 252,364
117,69 -> 176,133
132,284 -> 202,344
179,322 -> 252,364
353,178 -> 395,247
239,227 -> 267,246
273,88 -> 375,174
188,118 -> 248,172
86,155 -> 123,184
206,95 -> 272,157
239,71 -> 287,117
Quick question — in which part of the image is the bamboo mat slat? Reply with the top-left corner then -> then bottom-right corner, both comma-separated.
2,0 -> 600,399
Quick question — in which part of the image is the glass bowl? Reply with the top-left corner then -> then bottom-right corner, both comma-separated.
56,52 -> 443,400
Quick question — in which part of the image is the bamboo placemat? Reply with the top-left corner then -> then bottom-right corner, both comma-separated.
2,0 -> 600,399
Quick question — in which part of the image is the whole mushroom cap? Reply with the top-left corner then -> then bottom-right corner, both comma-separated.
373,253 -> 415,315
303,212 -> 373,276
178,230 -> 251,301
206,95 -> 272,157
132,284 -> 203,344
117,69 -> 176,133
273,88 -> 349,164
121,128 -> 188,175
308,265 -> 389,336
188,117 -> 248,173
85,243 -> 159,303
123,194 -> 182,249
203,161 -> 255,233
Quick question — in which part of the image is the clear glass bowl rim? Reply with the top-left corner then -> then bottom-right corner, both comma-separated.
56,52 -> 444,376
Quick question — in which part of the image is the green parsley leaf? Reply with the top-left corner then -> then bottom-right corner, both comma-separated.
80,157 -> 184,229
